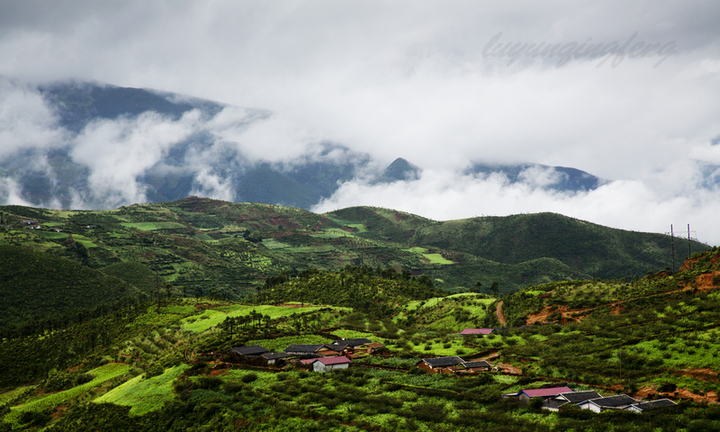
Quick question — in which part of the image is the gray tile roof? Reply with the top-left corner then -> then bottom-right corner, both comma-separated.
559,390 -> 602,404
630,399 -> 677,411
422,356 -> 465,368
587,394 -> 638,408
230,345 -> 269,356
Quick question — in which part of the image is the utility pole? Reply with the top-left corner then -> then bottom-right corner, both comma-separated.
688,224 -> 692,264
670,225 -> 675,273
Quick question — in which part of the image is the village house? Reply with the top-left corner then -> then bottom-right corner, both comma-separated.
417,356 -> 494,374
283,344 -> 339,358
578,394 -> 639,413
230,345 -> 269,357
300,356 -> 351,372
331,338 -> 372,351
542,390 -> 602,411
460,328 -> 495,335
361,342 -> 387,356
417,356 -> 466,373
625,399 -> 677,413
261,352 -> 291,367
330,338 -> 373,356
501,386 -> 573,404
227,345 -> 271,366
460,360 -> 492,373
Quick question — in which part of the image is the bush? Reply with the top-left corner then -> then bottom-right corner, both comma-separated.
241,373 -> 258,383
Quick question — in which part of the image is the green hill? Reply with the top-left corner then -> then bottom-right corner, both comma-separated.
0,198 -> 709,305
327,208 -> 708,281
0,245 -> 140,329
3,250 -> 720,430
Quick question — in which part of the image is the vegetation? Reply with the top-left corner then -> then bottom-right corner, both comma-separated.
1,201 -> 719,431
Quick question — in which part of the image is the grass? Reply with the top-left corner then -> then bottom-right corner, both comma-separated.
121,222 -> 186,231
331,329 -> 376,340
94,364 -> 190,416
245,335 -> 334,352
181,304 -> 344,333
422,253 -> 455,265
5,363 -> 130,425
0,385 -> 35,406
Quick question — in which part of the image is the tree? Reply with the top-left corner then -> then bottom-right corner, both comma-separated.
490,281 -> 499,296
475,281 -> 483,294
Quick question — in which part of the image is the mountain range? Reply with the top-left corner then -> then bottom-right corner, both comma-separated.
0,79 -> 605,210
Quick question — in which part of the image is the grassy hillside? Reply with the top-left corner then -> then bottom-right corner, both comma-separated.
328,208 -> 708,281
0,245 -> 140,329
0,198 -> 709,307
3,252 -> 720,430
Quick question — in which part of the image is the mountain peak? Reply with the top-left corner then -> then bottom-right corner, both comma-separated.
375,158 -> 421,184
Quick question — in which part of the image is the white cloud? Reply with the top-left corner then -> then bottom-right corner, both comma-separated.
70,110 -> 200,208
0,79 -> 66,160
312,162 -> 720,245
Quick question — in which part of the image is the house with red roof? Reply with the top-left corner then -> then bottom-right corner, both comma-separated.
501,386 -> 573,404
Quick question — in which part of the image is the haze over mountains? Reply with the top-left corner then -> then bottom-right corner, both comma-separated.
0,79 -> 603,211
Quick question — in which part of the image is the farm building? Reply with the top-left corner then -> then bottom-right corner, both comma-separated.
578,394 -> 638,413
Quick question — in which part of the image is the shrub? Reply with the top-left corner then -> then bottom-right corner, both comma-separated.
74,373 -> 95,385
241,373 -> 258,383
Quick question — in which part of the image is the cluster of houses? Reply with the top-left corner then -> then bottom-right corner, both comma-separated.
228,338 -> 386,372
416,356 -> 494,374
502,386 -> 677,414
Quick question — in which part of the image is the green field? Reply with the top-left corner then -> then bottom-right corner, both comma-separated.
121,222 -> 187,231
422,253 -> 455,265
181,304 -> 347,333
5,363 -> 130,426
94,364 -> 190,416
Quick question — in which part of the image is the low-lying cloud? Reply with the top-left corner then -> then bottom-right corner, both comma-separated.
312,162 -> 720,245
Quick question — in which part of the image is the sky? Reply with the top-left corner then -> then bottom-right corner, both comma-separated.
1,1 -> 720,243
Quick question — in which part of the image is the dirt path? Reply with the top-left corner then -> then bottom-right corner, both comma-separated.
496,301 -> 507,326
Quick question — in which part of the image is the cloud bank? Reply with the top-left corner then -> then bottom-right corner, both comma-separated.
1,1 -> 720,243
